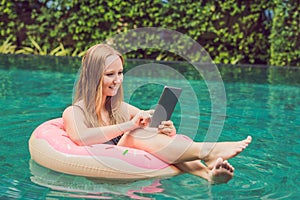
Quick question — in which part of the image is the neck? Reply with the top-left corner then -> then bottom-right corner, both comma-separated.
101,95 -> 107,111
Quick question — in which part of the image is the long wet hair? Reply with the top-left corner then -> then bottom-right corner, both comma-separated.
73,44 -> 127,127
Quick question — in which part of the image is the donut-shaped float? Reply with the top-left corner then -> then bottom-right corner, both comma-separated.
28,118 -> 180,180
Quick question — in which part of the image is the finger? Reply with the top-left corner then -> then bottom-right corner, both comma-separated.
161,120 -> 172,125
136,112 -> 150,125
161,127 -> 173,133
161,120 -> 173,126
140,111 -> 151,119
158,124 -> 174,131
141,116 -> 151,124
158,124 -> 164,129
147,109 -> 155,115
140,118 -> 150,126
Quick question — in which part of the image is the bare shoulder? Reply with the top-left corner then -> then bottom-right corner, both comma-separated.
62,105 -> 85,121
62,105 -> 87,143
63,105 -> 76,117
62,106 -> 72,118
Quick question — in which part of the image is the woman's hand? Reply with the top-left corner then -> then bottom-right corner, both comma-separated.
131,110 -> 153,128
158,120 -> 176,137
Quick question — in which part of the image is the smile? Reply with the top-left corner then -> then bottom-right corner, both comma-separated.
109,85 -> 119,90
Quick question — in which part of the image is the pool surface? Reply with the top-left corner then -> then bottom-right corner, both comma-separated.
0,54 -> 300,199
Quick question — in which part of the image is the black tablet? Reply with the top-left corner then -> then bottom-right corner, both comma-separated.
149,86 -> 182,127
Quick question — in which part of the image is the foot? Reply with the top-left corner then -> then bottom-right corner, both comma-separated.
202,136 -> 252,169
208,158 -> 234,184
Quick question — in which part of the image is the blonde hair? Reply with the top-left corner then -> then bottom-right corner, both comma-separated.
74,44 -> 127,127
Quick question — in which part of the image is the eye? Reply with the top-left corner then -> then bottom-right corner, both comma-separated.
118,71 -> 123,75
105,73 -> 114,76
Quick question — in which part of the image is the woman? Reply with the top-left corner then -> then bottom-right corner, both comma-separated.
63,44 -> 252,184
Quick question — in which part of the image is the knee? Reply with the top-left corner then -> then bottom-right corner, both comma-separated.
117,132 -> 135,147
119,129 -> 161,150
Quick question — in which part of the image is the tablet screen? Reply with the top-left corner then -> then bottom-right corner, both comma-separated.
149,86 -> 182,127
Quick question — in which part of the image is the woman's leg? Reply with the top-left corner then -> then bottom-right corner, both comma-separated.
175,158 -> 235,184
118,128 -> 252,168
118,129 -> 236,184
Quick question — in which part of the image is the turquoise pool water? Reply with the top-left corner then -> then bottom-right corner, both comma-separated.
0,54 -> 300,199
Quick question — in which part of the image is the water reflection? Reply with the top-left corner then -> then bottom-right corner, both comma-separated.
29,160 -> 165,199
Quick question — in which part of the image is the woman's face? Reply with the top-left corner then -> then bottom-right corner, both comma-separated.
102,56 -> 123,97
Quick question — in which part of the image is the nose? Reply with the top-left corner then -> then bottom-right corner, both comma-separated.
113,75 -> 123,84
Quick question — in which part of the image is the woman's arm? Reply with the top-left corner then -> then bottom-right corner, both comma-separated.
63,105 -> 137,146
124,102 -> 176,136
122,102 -> 141,119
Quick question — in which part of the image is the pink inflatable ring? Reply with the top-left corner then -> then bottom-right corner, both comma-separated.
29,118 -> 180,180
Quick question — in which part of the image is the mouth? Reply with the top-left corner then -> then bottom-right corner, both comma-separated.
109,85 -> 119,90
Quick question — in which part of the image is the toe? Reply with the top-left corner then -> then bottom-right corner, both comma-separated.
215,158 -> 223,169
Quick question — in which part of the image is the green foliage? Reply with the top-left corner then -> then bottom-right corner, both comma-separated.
15,37 -> 85,56
0,1 -> 16,40
0,36 -> 16,54
158,0 -> 273,64
0,0 -> 299,66
270,0 -> 300,66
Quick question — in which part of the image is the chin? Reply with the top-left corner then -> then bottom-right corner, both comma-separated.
107,91 -> 118,97
104,88 -> 120,97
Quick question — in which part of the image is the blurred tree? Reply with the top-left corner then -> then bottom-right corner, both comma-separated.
0,0 -> 298,66
269,0 -> 300,66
